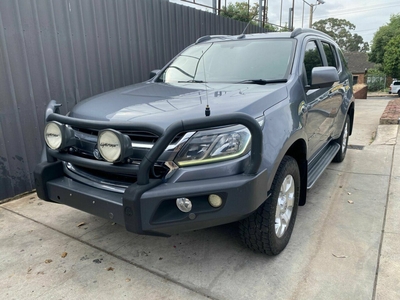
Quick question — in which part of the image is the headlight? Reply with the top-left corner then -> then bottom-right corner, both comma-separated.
175,125 -> 251,166
44,122 -> 63,150
98,130 -> 122,162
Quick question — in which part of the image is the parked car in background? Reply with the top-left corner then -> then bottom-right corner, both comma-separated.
389,79 -> 400,96
35,28 -> 354,255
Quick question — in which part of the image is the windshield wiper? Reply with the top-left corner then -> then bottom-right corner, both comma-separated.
236,79 -> 287,85
178,80 -> 206,83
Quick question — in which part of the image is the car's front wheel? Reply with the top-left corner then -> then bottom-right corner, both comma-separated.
239,156 -> 300,255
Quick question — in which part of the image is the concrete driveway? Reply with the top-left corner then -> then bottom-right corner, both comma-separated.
1,99 -> 399,299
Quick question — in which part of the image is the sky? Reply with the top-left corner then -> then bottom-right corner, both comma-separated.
169,0 -> 400,46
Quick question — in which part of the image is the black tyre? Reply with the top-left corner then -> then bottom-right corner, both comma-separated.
239,156 -> 300,255
332,114 -> 350,163
398,90 -> 400,97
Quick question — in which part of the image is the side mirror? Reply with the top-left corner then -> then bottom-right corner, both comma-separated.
149,69 -> 160,79
308,66 -> 339,89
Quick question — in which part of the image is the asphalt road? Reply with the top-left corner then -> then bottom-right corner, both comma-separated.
1,99 -> 399,300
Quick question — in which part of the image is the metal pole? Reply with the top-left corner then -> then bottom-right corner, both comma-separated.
263,0 -> 266,27
259,0 -> 262,27
309,4 -> 313,28
279,0 -> 283,27
291,0 -> 295,30
248,0 -> 250,20
302,1 -> 304,27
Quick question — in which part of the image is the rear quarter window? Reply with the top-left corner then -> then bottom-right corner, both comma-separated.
337,49 -> 348,71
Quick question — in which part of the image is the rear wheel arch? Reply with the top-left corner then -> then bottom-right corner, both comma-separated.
348,102 -> 355,136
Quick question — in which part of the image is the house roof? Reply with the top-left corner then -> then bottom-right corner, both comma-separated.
343,52 -> 376,74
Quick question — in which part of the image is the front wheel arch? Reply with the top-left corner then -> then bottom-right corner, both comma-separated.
240,155 -> 301,255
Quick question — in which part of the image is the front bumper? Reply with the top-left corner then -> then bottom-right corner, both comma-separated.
34,160 -> 268,236
35,101 -> 266,236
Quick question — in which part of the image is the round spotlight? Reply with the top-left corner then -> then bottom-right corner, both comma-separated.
44,122 -> 62,150
98,130 -> 121,162
176,197 -> 192,212
208,194 -> 222,208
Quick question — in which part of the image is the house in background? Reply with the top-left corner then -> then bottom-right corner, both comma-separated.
343,52 -> 376,85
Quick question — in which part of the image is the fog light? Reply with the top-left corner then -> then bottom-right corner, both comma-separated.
44,122 -> 62,150
176,198 -> 192,212
208,194 -> 222,208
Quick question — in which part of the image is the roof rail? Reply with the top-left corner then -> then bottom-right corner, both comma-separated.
195,35 -> 211,44
290,28 -> 332,40
195,35 -> 233,44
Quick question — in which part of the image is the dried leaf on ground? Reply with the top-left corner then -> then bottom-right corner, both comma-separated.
61,252 -> 68,258
105,267 -> 114,271
348,200 -> 354,204
126,278 -> 131,282
45,259 -> 53,264
332,253 -> 348,258
76,222 -> 86,227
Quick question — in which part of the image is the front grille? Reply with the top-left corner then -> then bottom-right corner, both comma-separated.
72,127 -> 187,145
56,125 -> 187,190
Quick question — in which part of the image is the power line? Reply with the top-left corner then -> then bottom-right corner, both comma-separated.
305,3 -> 399,20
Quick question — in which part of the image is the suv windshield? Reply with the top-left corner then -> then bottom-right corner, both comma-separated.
157,39 -> 295,84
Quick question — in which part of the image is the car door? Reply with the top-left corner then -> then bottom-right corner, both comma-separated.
319,41 -> 345,138
302,40 -> 332,157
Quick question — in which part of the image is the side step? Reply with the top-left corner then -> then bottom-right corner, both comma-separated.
307,142 -> 340,189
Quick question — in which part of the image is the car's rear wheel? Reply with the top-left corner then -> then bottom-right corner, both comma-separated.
398,90 -> 400,97
239,156 -> 300,255
333,114 -> 350,162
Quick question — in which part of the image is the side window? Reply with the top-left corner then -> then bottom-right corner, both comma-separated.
322,42 -> 338,69
304,41 -> 323,85
338,49 -> 348,69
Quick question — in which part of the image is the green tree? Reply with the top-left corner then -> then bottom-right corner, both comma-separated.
383,35 -> 400,78
221,1 -> 277,32
312,18 -> 369,52
369,14 -> 400,66
220,2 -> 259,23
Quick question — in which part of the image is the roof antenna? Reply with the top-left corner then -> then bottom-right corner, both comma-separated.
238,21 -> 252,38
237,11 -> 259,39
202,50 -> 210,117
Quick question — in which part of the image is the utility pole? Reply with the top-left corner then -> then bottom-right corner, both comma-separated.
309,3 -> 313,28
304,0 -> 324,28
291,0 -> 295,31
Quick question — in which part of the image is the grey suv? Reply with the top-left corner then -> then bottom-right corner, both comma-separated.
35,28 -> 354,255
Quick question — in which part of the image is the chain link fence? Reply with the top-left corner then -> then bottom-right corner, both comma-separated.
366,74 -> 387,92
